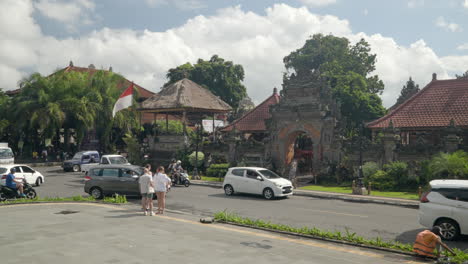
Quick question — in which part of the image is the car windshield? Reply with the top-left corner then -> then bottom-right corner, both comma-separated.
258,169 -> 280,179
72,152 -> 84,160
0,149 -> 13,158
109,156 -> 128,164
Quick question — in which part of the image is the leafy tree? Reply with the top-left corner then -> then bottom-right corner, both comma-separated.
427,150 -> 468,180
394,77 -> 420,108
283,34 -> 386,133
0,90 -> 10,139
188,151 -> 205,168
165,55 -> 247,108
456,70 -> 468,79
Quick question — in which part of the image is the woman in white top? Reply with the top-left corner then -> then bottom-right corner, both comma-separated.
153,166 -> 171,214
139,168 -> 155,216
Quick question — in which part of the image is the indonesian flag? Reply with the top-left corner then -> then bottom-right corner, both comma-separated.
112,83 -> 134,117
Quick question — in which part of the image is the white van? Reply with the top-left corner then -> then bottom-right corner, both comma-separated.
0,143 -> 14,164
223,167 -> 293,200
419,179 -> 468,240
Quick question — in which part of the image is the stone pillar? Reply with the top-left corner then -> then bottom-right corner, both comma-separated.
382,121 -> 399,163
443,119 -> 460,153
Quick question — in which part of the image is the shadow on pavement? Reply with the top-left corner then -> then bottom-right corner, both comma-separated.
208,193 -> 289,201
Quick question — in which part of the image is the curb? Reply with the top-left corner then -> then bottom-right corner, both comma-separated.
191,181 -> 419,209
215,220 -> 430,260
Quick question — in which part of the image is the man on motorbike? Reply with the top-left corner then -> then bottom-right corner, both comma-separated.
5,168 -> 26,197
173,160 -> 184,184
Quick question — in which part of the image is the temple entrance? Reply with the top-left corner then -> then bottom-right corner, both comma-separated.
285,131 -> 313,176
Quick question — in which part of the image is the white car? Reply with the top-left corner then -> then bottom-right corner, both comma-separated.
0,164 -> 45,187
419,179 -> 468,240
223,167 -> 293,200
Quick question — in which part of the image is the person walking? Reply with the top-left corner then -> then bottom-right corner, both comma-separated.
140,164 -> 153,211
153,166 -> 171,214
413,226 -> 455,258
289,158 -> 298,189
139,168 -> 155,216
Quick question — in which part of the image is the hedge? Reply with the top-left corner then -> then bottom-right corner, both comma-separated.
206,163 -> 229,178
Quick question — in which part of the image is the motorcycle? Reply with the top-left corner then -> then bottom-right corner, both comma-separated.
0,179 -> 37,201
171,170 -> 190,187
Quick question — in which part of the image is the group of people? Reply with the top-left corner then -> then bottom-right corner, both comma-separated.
138,164 -> 171,216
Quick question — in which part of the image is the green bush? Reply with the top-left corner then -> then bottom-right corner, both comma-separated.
362,161 -> 379,186
427,150 -> 468,180
206,163 -> 229,178
188,151 -> 205,168
369,170 -> 395,191
383,161 -> 408,189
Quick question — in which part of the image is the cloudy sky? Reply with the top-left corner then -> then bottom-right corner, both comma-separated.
1,0 -> 468,107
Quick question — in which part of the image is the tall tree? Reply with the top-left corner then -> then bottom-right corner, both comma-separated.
165,55 -> 247,108
394,77 -> 420,108
283,34 -> 386,133
456,70 -> 468,79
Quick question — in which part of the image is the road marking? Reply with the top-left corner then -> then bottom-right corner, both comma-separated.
1,203 -> 425,263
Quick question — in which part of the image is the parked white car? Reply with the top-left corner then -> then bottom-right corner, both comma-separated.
80,154 -> 130,173
0,164 -> 45,186
223,167 -> 293,200
419,179 -> 468,240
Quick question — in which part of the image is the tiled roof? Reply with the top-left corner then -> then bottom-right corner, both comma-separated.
222,90 -> 280,132
367,77 -> 468,129
61,65 -> 154,99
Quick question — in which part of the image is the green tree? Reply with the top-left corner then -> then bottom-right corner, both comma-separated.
456,70 -> 468,79
0,90 -> 10,139
394,77 -> 420,108
165,55 -> 247,108
428,151 -> 468,180
283,34 -> 386,133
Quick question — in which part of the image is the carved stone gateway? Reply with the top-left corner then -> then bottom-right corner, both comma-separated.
266,71 -> 342,175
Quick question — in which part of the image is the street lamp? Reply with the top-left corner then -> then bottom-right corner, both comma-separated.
357,123 -> 365,189
193,123 -> 202,180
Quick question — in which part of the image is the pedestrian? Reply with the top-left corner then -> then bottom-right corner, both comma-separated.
413,226 -> 455,258
153,166 -> 171,214
41,148 -> 48,162
289,158 -> 298,189
138,167 -> 155,216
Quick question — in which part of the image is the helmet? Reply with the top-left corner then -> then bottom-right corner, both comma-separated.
177,160 -> 181,164
10,168 -> 16,173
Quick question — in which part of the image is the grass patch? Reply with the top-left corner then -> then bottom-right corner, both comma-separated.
213,211 -> 468,263
0,195 -> 127,204
299,185 -> 419,200
201,176 -> 223,182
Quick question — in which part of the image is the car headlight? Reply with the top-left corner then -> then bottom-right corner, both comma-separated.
274,183 -> 282,187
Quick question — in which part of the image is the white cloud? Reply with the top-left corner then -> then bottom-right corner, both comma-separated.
298,0 -> 337,7
457,43 -> 468,50
464,0 -> 468,8
1,1 -> 467,108
34,0 -> 95,32
363,9 -> 368,16
407,0 -> 424,8
435,16 -> 462,32
145,0 -> 205,10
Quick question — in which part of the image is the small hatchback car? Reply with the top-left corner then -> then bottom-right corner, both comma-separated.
419,179 -> 468,240
223,167 -> 293,200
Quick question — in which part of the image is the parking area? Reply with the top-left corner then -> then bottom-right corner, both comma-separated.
0,203 -> 428,264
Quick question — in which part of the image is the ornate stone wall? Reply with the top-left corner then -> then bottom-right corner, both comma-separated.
265,71 -> 342,174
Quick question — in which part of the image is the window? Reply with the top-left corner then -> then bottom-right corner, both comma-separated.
458,189 -> 468,202
82,155 -> 90,160
101,158 -> 109,164
90,169 -> 101,177
231,169 -> 245,177
246,170 -> 259,179
0,148 -> 13,158
121,169 -> 138,178
109,156 -> 128,164
258,169 -> 280,179
13,166 -> 21,173
101,169 -> 120,177
433,188 -> 458,200
20,166 -> 34,173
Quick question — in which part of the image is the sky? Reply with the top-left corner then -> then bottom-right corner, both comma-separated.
1,0 -> 468,108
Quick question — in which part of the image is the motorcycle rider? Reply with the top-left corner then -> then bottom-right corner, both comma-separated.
5,168 -> 26,197
173,160 -> 184,184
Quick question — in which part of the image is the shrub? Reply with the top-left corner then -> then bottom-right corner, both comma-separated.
383,161 -> 408,189
368,170 -> 395,191
188,151 -> 205,168
427,150 -> 468,180
206,163 -> 229,178
362,161 -> 379,186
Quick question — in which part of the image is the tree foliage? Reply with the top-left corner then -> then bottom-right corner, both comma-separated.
165,55 -> 247,108
427,150 -> 468,180
456,70 -> 468,79
283,34 -> 386,133
394,77 -> 420,108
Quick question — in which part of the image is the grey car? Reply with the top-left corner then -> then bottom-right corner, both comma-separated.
84,164 -> 144,199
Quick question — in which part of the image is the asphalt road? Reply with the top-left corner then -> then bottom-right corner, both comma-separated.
32,166 -> 468,250
1,203 -> 428,264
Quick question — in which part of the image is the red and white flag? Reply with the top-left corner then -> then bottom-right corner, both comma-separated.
112,83 -> 134,117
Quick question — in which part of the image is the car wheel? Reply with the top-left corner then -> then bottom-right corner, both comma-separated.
224,185 -> 234,196
436,219 -> 460,241
263,188 -> 274,200
184,180 -> 190,187
35,177 -> 42,187
72,165 -> 80,172
25,189 -> 37,199
90,187 -> 103,199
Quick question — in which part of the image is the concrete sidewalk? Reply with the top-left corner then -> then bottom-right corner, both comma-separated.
0,203 -> 427,264
190,180 -> 420,209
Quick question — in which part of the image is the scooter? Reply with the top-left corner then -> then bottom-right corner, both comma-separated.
171,170 -> 190,187
0,179 -> 37,201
